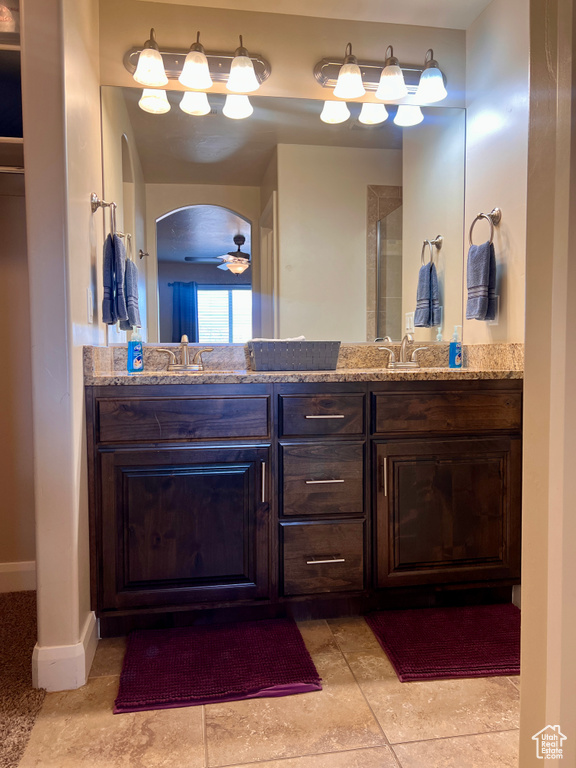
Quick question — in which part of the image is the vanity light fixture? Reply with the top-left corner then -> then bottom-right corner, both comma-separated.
133,28 -> 168,87
227,36 -> 260,93
320,100 -> 350,124
217,235 -> 251,274
415,49 -> 447,103
375,46 -> 408,101
359,102 -> 388,125
180,91 -> 211,116
394,104 -> 424,127
223,94 -> 253,119
138,88 -> 171,114
333,43 -> 366,99
178,32 -> 213,90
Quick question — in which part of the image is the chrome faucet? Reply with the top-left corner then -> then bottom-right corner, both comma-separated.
379,333 -> 428,369
158,335 -> 214,371
399,333 -> 414,363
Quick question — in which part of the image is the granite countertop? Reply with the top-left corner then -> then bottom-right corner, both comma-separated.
85,367 -> 523,386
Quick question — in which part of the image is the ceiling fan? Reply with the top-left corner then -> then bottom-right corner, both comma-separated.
217,234 -> 251,275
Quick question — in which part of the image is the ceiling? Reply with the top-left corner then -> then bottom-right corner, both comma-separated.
156,204 -> 251,263
136,0 -> 493,31
122,89 -> 403,186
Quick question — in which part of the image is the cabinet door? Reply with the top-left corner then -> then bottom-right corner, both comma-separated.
374,437 -> 521,587
97,445 -> 269,611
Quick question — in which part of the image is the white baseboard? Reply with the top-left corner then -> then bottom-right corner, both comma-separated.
32,611 -> 98,691
0,560 -> 36,592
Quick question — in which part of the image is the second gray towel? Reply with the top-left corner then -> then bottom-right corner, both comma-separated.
466,241 -> 497,321
415,262 -> 442,328
119,259 -> 142,331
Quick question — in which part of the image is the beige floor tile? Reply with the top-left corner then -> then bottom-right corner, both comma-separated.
345,648 -> 520,744
89,637 -> 127,678
18,676 -> 204,768
327,617 -> 382,653
393,729 -> 519,768
508,676 -> 520,690
205,621 -> 385,767
225,746 -> 399,768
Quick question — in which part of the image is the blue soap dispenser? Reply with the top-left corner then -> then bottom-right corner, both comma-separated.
449,325 -> 463,369
127,327 -> 144,373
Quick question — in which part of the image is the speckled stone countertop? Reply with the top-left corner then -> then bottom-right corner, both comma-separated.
84,342 -> 523,386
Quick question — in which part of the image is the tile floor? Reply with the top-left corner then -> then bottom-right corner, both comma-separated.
19,618 -> 520,768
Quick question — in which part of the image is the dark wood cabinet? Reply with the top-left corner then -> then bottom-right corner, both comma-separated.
374,436 -> 522,587
97,445 -> 270,610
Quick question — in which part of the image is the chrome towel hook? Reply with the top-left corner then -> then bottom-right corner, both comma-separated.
469,207 -> 502,246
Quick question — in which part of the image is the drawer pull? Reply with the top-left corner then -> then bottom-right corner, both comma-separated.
306,556 -> 346,565
305,479 -> 345,485
304,414 -> 345,419
261,461 -> 266,503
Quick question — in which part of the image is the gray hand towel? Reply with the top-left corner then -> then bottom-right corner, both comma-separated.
113,234 -> 128,323
119,259 -> 142,331
430,262 -> 442,327
414,262 -> 432,327
102,234 -> 116,324
466,241 -> 497,321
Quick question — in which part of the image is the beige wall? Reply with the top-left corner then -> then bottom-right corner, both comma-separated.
275,144 -> 402,341
464,0 -> 529,344
145,183 -> 260,341
99,0 -> 466,106
101,87 -> 149,342
402,109 -> 466,343
0,177 -> 35,579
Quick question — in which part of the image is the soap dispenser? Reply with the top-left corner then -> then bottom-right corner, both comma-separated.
449,325 -> 463,369
127,327 -> 144,373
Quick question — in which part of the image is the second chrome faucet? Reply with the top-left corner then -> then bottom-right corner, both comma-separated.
379,333 -> 428,369
157,335 -> 214,371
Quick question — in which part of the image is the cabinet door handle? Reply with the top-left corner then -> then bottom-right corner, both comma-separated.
305,479 -> 345,485
304,414 -> 345,419
379,455 -> 388,496
306,556 -> 346,565
261,461 -> 266,503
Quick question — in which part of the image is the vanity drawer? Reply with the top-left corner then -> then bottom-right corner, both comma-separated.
96,395 -> 269,443
372,388 -> 522,435
281,442 -> 364,516
279,394 -> 365,437
281,521 -> 364,595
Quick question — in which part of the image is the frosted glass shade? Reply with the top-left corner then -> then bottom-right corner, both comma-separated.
227,55 -> 260,93
133,48 -> 168,87
179,50 -> 213,90
416,66 -> 447,103
333,62 -> 365,99
138,89 -> 171,114
320,100 -> 350,124
359,102 -> 388,125
227,261 -> 250,274
394,104 -> 424,127
223,94 -> 253,119
375,64 -> 408,101
180,91 -> 211,116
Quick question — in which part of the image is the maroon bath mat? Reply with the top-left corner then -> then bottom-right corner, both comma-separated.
114,618 -> 322,713
366,603 -> 520,682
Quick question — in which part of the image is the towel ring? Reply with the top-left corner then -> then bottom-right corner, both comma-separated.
420,235 -> 443,266
469,208 -> 502,246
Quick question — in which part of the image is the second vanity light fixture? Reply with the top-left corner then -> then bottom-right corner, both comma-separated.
126,29 -> 271,119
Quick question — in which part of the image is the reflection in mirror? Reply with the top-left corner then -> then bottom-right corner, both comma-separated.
100,87 -> 465,343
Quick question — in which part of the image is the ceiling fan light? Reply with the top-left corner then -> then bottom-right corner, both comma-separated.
180,90 -> 211,116
227,261 -> 250,274
223,94 -> 253,119
359,102 -> 388,125
138,88 -> 171,114
320,100 -> 350,124
133,28 -> 168,87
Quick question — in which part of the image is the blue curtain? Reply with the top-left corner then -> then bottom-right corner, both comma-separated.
171,282 -> 199,343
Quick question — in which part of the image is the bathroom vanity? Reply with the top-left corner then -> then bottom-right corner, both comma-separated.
85,361 -> 522,636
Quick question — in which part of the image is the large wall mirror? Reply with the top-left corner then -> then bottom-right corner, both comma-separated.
101,86 -> 465,344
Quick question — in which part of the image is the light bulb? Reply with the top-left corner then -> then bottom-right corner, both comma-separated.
227,262 -> 249,274
375,46 -> 407,101
223,94 -> 253,119
180,91 -> 211,116
178,32 -> 213,90
394,104 -> 423,127
416,51 -> 447,103
227,36 -> 260,92
359,102 -> 388,125
320,100 -> 350,124
133,29 -> 168,87
333,43 -> 365,99
138,89 -> 171,114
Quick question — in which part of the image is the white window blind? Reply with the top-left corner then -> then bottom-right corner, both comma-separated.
197,288 -> 252,344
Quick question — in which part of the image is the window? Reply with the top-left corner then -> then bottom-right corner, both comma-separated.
197,287 -> 252,344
